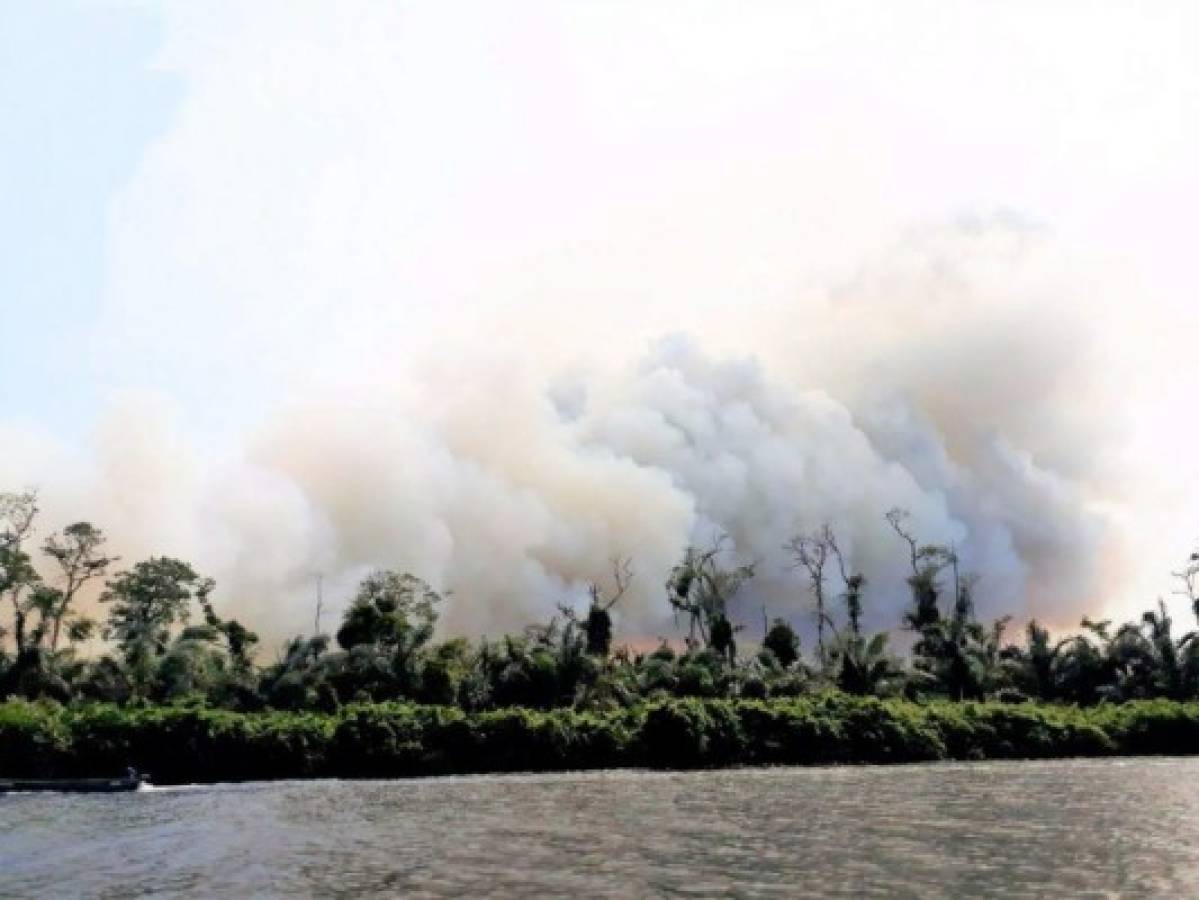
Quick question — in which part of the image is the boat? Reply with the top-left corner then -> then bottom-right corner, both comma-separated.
0,773 -> 148,794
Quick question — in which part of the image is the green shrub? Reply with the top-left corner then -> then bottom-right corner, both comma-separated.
1098,700 -> 1199,755
638,699 -> 745,768
0,699 -> 71,777
4,697 -> 1199,783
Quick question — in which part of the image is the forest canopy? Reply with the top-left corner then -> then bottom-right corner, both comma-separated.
3,488 -> 1199,714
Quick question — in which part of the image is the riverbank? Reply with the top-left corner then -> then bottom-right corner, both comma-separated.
4,694 -> 1199,784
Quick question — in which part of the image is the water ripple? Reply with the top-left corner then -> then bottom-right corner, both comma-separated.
2,758 -> 1198,897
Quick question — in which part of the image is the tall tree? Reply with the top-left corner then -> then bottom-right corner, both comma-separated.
99,557 -> 210,694
666,538 -> 753,657
336,570 -> 442,697
41,522 -> 116,650
821,532 -> 904,695
0,491 -> 42,658
824,526 -> 866,639
1054,618 -> 1117,704
336,570 -> 441,652
886,508 -> 954,631
1017,620 -> 1062,700
886,508 -> 989,699
785,525 -> 836,666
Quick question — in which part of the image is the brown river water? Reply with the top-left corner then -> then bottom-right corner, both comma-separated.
3,757 -> 1198,897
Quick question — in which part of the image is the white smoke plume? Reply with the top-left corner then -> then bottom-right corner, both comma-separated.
7,2 -> 1194,650
1,221 -> 1119,648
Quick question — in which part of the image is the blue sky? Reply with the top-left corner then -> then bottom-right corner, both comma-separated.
1,2 -> 182,439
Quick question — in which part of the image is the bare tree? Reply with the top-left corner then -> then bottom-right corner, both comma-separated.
313,572 -> 325,636
589,555 -> 634,611
885,507 -> 954,630
666,536 -> 753,656
785,524 -> 837,664
559,556 -> 634,656
945,542 -> 982,625
1173,546 -> 1199,621
825,528 -> 866,638
885,507 -> 921,578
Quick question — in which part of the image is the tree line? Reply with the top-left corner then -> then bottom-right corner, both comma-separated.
3,488 -> 1198,712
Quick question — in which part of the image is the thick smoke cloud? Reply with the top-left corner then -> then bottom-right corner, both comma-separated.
1,226 -> 1113,647
12,2 -> 1186,648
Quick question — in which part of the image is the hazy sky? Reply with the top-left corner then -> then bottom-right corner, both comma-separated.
3,1 -> 1198,639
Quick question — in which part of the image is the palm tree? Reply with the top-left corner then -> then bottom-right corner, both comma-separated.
1054,618 -> 1117,704
1011,620 -> 1063,700
831,631 -> 905,696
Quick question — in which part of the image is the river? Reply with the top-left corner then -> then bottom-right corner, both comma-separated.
2,757 -> 1197,897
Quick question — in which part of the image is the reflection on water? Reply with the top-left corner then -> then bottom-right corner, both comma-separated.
2,758 -> 1198,897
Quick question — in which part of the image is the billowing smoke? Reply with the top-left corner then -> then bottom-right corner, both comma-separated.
12,2 -> 1189,649
0,222 -> 1117,648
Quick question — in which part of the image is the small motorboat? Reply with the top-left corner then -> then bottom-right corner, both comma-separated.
0,770 -> 148,794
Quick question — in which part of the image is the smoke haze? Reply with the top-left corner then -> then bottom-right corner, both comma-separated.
3,2 -> 1197,647
1,221 -> 1120,644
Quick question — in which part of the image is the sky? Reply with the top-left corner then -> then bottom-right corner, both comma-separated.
2,1 -> 1198,644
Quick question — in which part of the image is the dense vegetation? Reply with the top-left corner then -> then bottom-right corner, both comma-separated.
5,696 -> 1199,783
4,487 -> 1199,777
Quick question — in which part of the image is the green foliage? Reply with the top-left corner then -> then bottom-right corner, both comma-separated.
41,521 -> 116,650
763,619 -> 800,668
0,491 -> 41,663
7,696 -> 1199,783
832,632 -> 904,697
9,488 -> 1199,778
584,606 -> 613,657
639,697 -> 745,767
708,615 -> 736,664
335,571 -> 440,653
666,542 -> 754,649
154,631 -> 229,702
417,639 -> 472,705
0,698 -> 72,777
99,557 -> 209,690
